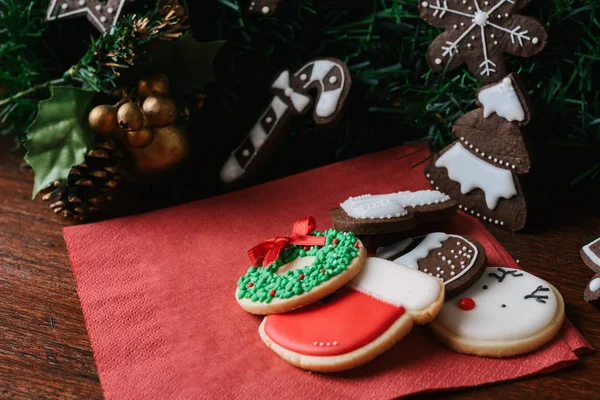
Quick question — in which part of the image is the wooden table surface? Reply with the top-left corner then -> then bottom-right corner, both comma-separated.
1,142 -> 599,400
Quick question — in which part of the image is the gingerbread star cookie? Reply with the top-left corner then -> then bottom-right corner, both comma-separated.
419,0 -> 547,82
260,257 -> 444,372
376,232 -> 487,299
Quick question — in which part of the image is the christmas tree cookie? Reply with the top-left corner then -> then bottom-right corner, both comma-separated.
425,73 -> 532,231
582,237 -> 600,304
376,232 -> 487,299
330,189 -> 457,235
431,267 -> 565,357
259,257 -> 444,372
236,217 -> 366,315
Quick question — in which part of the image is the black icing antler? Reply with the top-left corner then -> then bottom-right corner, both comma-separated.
488,267 -> 523,282
524,285 -> 550,304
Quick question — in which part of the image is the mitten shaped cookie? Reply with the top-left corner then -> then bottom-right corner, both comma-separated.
259,257 -> 444,372
376,232 -> 487,299
330,190 -> 457,235
425,73 -> 532,231
431,267 -> 565,357
581,237 -> 600,304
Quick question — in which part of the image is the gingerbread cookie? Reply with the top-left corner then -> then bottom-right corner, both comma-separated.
259,257 -> 444,372
581,237 -> 600,304
376,232 -> 487,299
46,0 -> 127,34
220,58 -> 351,184
418,0 -> 547,82
330,190 -> 457,236
425,73 -> 532,231
431,267 -> 565,357
236,217 -> 366,315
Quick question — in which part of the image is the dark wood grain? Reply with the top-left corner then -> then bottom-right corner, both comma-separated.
1,138 -> 599,399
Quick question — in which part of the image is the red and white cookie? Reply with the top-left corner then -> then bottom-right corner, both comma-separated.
259,257 -> 444,372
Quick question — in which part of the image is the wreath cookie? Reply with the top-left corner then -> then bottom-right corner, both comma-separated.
236,217 -> 367,315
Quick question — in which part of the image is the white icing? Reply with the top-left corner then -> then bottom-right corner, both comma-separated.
436,267 -> 558,341
315,88 -> 343,117
478,77 -> 525,122
392,233 -> 449,269
435,143 -> 517,210
271,71 -> 311,112
219,157 -> 243,183
340,190 -> 450,220
590,278 -> 600,292
261,6 -> 269,14
375,238 -> 414,260
583,237 -> 600,268
295,60 -> 346,118
349,258 -> 441,310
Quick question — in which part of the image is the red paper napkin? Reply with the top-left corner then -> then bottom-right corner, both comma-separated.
64,145 -> 591,400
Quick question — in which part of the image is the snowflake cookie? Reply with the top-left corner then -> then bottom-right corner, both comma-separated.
419,0 -> 547,81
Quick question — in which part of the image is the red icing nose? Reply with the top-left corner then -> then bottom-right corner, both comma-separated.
457,297 -> 476,311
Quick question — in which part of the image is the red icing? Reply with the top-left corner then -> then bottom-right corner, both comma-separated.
264,289 -> 405,356
303,246 -> 309,251
332,239 -> 339,245
247,282 -> 254,288
354,241 -> 360,248
320,269 -> 326,273
457,297 -> 476,311
298,274 -> 304,280
269,289 -> 276,297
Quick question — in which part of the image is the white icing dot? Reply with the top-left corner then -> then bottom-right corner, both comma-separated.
468,6 -> 472,10
498,14 -> 502,19
424,269 -> 428,272
512,164 -> 516,169
430,180 -> 434,184
447,260 -> 452,265
470,210 -> 475,215
438,252 -> 442,256
426,174 -> 431,178
471,35 -> 476,40
488,156 -> 493,160
495,220 -> 499,224
100,16 -> 107,22
475,148 -> 479,152
242,149 -> 250,157
454,255 -> 458,259
436,267 -> 441,271
458,250 -> 463,255
481,152 -> 485,156
467,44 -> 472,48
501,221 -> 505,225
435,186 -> 440,190
461,261 -> 465,265
266,117 -> 273,123
469,144 -> 474,149
451,250 -> 455,253
491,34 -> 495,38
300,74 -> 308,81
422,1 -> 429,7
108,7 -> 114,13
61,3 -> 68,9
95,4 -> 101,11
468,249 -> 473,253
435,58 -> 442,65
442,256 -> 446,261
429,273 -> 433,276
494,158 -> 498,162
532,37 -> 539,44
483,216 -> 487,221
461,265 -> 465,269
464,140 -> 469,145
436,274 -> 440,278
454,24 -> 458,29
262,6 -> 270,14
326,342 -> 331,346
477,213 -> 481,217
494,41 -> 498,45
484,1 -> 489,4
505,13 -> 509,17
284,88 -> 294,97
460,137 -> 465,141
499,160 -> 503,165
463,207 -> 468,211
461,22 -> 465,26
329,76 -> 338,84
395,213 -> 401,217
462,0 -> 467,3
458,205 -> 463,209
451,271 -> 455,276
319,342 -> 324,346
456,242 -> 460,246
441,270 -> 445,274
462,246 -> 467,251
451,265 -> 456,269
333,341 -> 338,346
79,0 -> 84,5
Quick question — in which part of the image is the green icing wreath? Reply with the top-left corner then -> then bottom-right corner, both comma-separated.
237,229 -> 360,303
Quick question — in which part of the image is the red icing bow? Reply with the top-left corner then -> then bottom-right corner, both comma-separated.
248,217 -> 326,267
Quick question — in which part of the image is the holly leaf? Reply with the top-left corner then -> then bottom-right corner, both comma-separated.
144,34 -> 226,96
24,86 -> 95,199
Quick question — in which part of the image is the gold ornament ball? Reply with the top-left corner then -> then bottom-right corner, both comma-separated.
137,73 -> 170,99
131,125 -> 188,174
126,127 -> 154,148
142,94 -> 178,128
88,105 -> 118,136
117,102 -> 145,132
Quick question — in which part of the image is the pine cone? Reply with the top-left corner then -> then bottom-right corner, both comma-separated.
42,141 -> 122,221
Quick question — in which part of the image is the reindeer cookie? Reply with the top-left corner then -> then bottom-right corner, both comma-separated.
236,217 -> 366,315
431,267 -> 564,357
581,237 -> 600,304
376,232 -> 487,299
330,190 -> 457,235
260,257 -> 444,372
220,58 -> 351,184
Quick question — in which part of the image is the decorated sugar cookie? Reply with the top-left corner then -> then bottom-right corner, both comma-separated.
431,267 -> 565,357
425,73 -> 532,231
330,190 -> 457,236
418,0 -> 548,82
220,58 -> 351,184
236,217 -> 366,315
376,232 -> 487,299
259,257 -> 444,372
581,237 -> 600,304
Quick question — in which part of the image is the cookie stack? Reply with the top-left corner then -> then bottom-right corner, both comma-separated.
234,190 -> 565,372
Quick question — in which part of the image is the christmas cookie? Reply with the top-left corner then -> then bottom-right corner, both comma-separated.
376,232 -> 487,299
419,0 -> 548,82
220,58 -> 351,184
259,257 -> 444,372
431,267 -> 565,357
581,237 -> 600,304
330,190 -> 457,235
425,73 -> 532,231
236,217 -> 366,315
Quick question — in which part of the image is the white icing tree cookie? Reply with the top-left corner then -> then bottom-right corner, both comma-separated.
425,73 -> 532,231
259,257 -> 444,372
418,0 -> 548,82
431,267 -> 565,357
